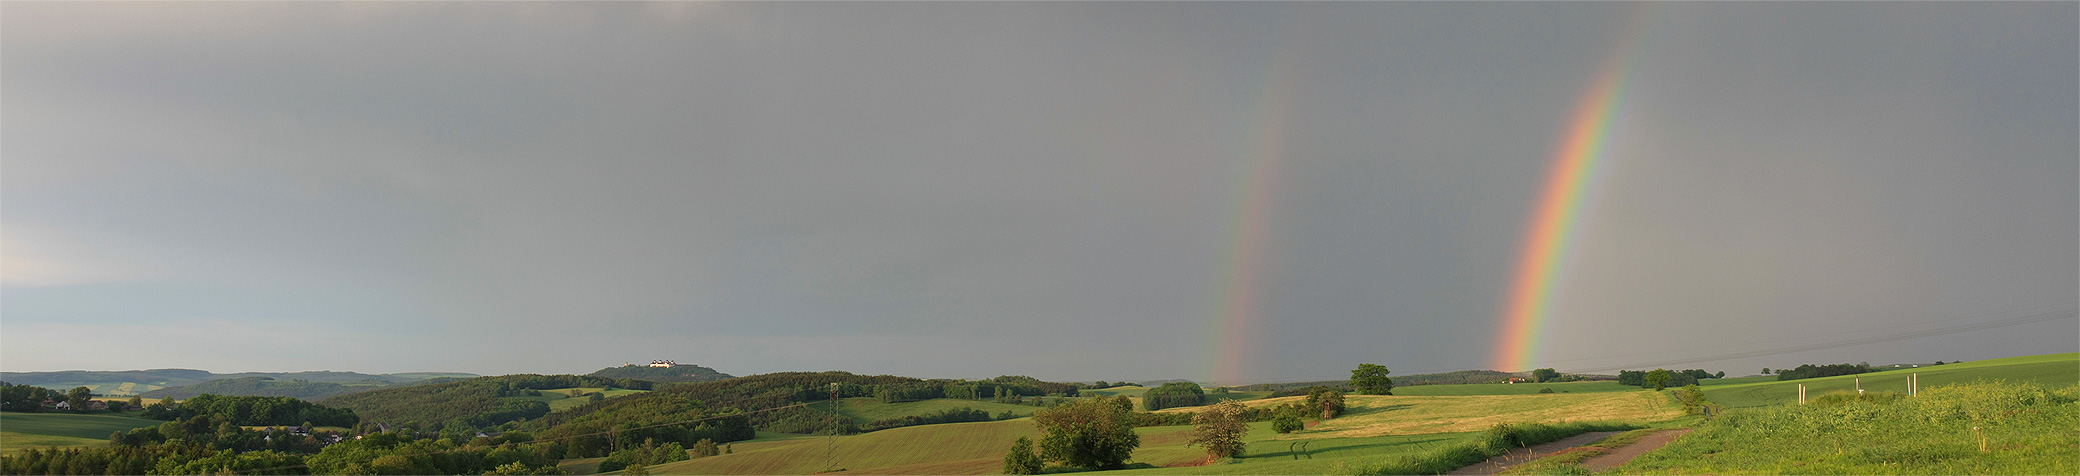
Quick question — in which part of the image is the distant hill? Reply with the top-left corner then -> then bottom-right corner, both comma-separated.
0,369 -> 478,397
140,377 -> 368,401
320,374 -> 654,432
586,364 -> 733,383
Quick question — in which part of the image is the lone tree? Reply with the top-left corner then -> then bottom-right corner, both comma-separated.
1644,369 -> 1673,391
1002,437 -> 1043,475
1188,400 -> 1250,460
1350,364 -> 1394,395
1033,397 -> 1140,469
1531,368 -> 1560,384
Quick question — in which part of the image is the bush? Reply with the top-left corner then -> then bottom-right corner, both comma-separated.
1271,408 -> 1304,434
1001,436 -> 1043,475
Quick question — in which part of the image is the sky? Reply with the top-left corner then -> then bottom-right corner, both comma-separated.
3,2 -> 2074,385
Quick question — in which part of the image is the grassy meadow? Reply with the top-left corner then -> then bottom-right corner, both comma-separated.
1619,381 -> 2078,475
1164,391 -> 1682,438
829,397 -> 1051,423
1701,353 -> 2078,408
513,387 -> 649,412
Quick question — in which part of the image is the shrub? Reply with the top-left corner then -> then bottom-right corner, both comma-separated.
1001,436 -> 1043,475
1271,408 -> 1304,434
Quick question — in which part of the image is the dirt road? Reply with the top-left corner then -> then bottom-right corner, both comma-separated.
1445,431 -> 1621,475
1580,428 -> 1693,472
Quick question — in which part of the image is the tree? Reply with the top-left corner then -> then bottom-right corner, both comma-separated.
1094,381 -> 1109,388
1188,400 -> 1249,460
1001,436 -> 1043,475
1304,388 -> 1345,419
623,463 -> 649,476
1271,407 -> 1303,434
1530,368 -> 1560,383
1350,364 -> 1394,395
65,387 -> 92,412
1644,369 -> 1673,391
1714,371 -> 1726,379
1032,398 -> 1139,469
1761,368 -> 1771,375
126,395 -> 144,412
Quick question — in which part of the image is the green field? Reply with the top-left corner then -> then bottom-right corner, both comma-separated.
1701,353 -> 2079,408
1622,381 -> 2078,475
1100,429 -> 1486,475
829,398 -> 1051,423
513,387 -> 649,412
1395,380 -> 1641,396
637,418 -> 1043,474
0,413 -> 164,440
0,432 -> 106,455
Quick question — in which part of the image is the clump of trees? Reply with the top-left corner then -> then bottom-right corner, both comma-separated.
1618,368 -> 1721,390
1032,397 -> 1140,470
1774,363 -> 1873,381
1305,387 -> 1346,419
1141,382 -> 1207,411
1187,400 -> 1249,460
597,438 -> 689,473
1350,364 -> 1394,395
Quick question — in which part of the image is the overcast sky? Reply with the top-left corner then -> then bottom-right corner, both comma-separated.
4,2 -> 2073,384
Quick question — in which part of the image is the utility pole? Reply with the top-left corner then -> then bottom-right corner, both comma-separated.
826,383 -> 840,472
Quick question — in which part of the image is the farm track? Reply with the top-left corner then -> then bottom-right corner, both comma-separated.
1580,428 -> 1691,472
1445,431 -> 1620,475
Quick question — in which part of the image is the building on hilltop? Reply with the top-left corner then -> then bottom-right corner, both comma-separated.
648,360 -> 678,368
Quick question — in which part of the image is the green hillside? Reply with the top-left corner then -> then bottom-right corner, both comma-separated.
828,397 -> 1048,424
1702,353 -> 2078,408
321,374 -> 651,432
587,364 -> 733,383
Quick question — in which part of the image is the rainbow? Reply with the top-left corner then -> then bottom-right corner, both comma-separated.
1494,13 -> 1656,373
1212,57 -> 1295,386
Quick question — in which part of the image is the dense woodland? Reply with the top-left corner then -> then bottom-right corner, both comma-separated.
141,394 -> 358,427
320,375 -> 651,434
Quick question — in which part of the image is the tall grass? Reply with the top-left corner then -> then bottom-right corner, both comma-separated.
1349,421 -> 1639,475
1620,380 -> 2078,475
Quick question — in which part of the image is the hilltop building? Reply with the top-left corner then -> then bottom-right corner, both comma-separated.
648,360 -> 678,368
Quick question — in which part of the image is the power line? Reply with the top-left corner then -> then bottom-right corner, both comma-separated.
1529,303 -> 2078,367
1216,306 -> 2078,385
1570,308 -> 2078,373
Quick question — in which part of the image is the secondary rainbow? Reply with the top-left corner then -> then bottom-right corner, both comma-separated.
1493,19 -> 1653,373
1212,56 -> 1295,386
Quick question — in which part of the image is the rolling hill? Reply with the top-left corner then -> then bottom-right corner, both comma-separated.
0,369 -> 476,397
587,364 -> 733,383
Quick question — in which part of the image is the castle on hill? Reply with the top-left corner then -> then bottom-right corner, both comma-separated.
647,360 -> 679,368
